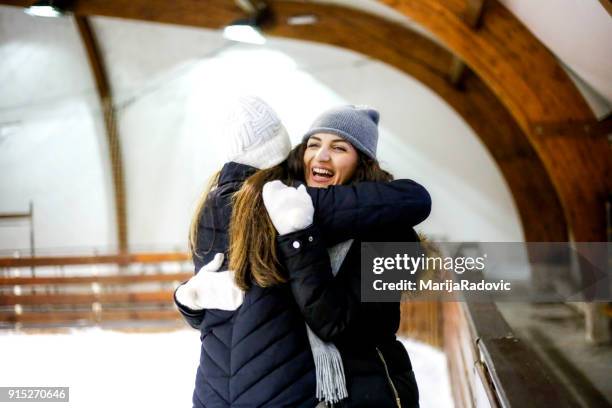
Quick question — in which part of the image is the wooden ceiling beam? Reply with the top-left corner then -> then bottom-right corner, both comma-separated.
448,56 -> 468,87
76,0 -> 240,28
448,0 -> 487,88
463,0 -> 487,28
74,16 -> 128,254
0,0 -> 26,5
74,16 -> 109,98
532,117 -> 612,138
0,0 -> 242,26
598,0 -> 612,18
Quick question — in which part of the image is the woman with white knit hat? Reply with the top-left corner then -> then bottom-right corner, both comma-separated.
175,95 -> 292,310
175,95 -> 321,407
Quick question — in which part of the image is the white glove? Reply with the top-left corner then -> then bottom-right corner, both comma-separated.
262,180 -> 314,235
175,253 -> 244,311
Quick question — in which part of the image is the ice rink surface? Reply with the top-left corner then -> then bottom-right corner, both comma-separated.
0,328 -> 453,407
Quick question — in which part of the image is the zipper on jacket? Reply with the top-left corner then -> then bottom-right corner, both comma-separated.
376,347 -> 402,408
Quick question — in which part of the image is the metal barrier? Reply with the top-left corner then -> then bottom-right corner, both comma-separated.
444,301 -> 581,408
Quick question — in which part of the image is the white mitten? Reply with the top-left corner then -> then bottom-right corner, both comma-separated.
262,180 -> 314,235
175,253 -> 244,311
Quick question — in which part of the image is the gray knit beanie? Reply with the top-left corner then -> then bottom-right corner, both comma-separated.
303,105 -> 379,159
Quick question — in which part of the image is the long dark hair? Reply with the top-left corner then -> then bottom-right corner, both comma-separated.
228,141 -> 393,290
188,170 -> 220,261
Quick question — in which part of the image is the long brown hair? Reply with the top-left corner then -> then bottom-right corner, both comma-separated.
189,170 -> 220,261
229,141 -> 393,290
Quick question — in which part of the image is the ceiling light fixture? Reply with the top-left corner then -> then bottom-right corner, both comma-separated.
287,14 -> 318,26
24,0 -> 69,17
223,0 -> 270,45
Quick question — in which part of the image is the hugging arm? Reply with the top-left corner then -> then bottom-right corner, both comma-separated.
277,225 -> 418,342
176,178 -> 431,331
267,181 -> 425,341
306,179 -> 430,246
174,253 -> 244,329
175,290 -> 206,329
277,224 -> 357,342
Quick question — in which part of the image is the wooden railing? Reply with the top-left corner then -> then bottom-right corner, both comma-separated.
0,252 -> 192,326
444,301 -> 581,408
0,273 -> 191,286
0,252 -> 190,267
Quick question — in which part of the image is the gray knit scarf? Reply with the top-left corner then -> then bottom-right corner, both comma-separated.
306,239 -> 353,405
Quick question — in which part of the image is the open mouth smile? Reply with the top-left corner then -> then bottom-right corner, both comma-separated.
311,167 -> 335,183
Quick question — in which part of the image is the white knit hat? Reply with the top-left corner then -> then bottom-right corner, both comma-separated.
221,96 -> 291,169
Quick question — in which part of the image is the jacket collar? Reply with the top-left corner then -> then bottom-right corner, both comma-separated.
218,161 -> 258,185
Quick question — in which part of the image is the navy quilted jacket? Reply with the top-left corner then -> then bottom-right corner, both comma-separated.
176,162 -> 431,407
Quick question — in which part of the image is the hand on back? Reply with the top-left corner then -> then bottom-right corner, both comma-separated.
176,253 -> 244,311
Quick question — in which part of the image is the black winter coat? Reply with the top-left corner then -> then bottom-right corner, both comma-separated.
278,224 -> 421,407
176,162 -> 430,407
179,162 -> 316,407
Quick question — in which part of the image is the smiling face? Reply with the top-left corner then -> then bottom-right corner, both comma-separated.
303,133 -> 360,188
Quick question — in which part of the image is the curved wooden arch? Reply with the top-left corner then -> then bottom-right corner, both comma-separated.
377,0 -> 609,241
6,0 -> 598,242
74,16 -> 128,253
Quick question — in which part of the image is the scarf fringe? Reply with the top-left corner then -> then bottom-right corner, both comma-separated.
314,343 -> 348,404
309,240 -> 353,405
307,325 -> 348,404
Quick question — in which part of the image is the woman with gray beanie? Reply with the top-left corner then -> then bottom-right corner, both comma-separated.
234,105 -> 427,407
